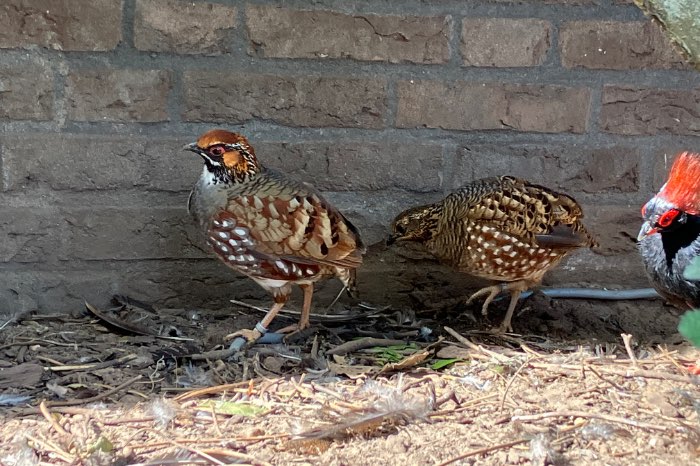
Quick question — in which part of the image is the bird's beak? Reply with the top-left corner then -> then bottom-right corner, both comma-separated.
183,142 -> 200,153
637,221 -> 658,241
386,233 -> 400,246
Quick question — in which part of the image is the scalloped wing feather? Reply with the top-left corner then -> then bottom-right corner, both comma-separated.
218,179 -> 364,270
444,176 -> 595,248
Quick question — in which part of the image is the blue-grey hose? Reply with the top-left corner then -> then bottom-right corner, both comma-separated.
518,288 -> 661,301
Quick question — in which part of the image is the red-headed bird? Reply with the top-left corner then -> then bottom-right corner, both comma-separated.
638,151 -> 700,309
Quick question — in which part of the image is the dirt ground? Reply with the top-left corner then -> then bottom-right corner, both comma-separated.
0,292 -> 699,466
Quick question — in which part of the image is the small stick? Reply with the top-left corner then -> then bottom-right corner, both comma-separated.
443,327 -> 510,362
39,400 -> 70,437
499,358 -> 530,412
25,434 -> 75,463
326,337 -> 408,356
511,410 -> 669,432
436,438 -> 529,466
174,380 -> 256,402
621,334 -> 638,367
210,404 -> 223,437
43,375 -> 142,408
586,365 -> 626,391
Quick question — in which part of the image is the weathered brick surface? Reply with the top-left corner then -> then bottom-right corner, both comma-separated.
66,70 -> 171,122
650,148 -> 699,192
2,134 -> 149,191
601,86 -> 700,136
560,21 -> 684,70
396,81 -> 590,133
134,0 -> 236,55
453,145 -> 640,194
0,207 -> 61,263
62,208 -> 203,260
0,65 -> 53,121
583,204 -> 641,256
461,18 -> 550,67
183,73 -> 387,128
144,138 -> 201,192
256,141 -> 443,192
0,270 -> 120,316
0,0 -> 121,51
246,6 -> 450,64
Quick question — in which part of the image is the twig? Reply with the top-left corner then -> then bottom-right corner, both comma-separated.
174,380 -> 256,402
499,358 -> 530,411
39,400 -> 70,437
43,354 -> 137,372
511,410 -> 669,432
443,327 -> 510,362
436,438 -> 529,466
621,334 -> 638,367
529,362 -> 697,384
326,337 -> 408,356
25,434 -> 75,463
43,375 -> 142,408
587,365 -> 626,391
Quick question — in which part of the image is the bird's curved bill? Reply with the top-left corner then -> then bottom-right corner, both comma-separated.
637,221 -> 658,241
183,142 -> 200,153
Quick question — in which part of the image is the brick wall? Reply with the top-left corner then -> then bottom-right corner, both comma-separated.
1,0 -> 699,316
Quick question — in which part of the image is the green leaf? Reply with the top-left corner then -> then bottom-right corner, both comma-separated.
88,436 -> 114,453
683,256 -> 700,280
430,358 -> 461,370
196,400 -> 266,417
678,310 -> 700,348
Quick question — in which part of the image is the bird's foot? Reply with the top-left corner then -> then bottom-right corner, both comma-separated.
465,285 -> 504,316
488,321 -> 514,335
225,328 -> 263,343
225,321 -> 270,351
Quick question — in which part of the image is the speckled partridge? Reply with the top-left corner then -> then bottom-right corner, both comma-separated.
186,129 -> 365,344
638,151 -> 700,309
388,176 -> 596,333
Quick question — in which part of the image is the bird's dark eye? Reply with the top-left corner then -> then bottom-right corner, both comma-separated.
209,146 -> 225,156
395,224 -> 406,235
657,208 -> 680,228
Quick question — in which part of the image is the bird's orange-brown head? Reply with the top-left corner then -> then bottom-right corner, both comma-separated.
185,129 -> 260,183
639,151 -> 700,240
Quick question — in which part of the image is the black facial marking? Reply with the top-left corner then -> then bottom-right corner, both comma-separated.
660,213 -> 700,268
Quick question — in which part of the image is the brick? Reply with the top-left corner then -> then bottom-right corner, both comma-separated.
0,207 -> 61,262
583,204 -> 641,256
560,21 -> 685,70
0,270 -> 119,314
0,0 -> 121,51
2,133 -> 149,191
453,145 -> 640,194
66,69 -> 171,122
0,64 -> 53,120
396,81 -> 590,133
119,260 -> 266,309
183,74 -> 387,128
255,141 -> 442,192
246,6 -> 450,64
144,138 -> 202,192
461,18 -> 550,67
601,86 -> 700,136
134,0 -> 236,55
62,208 -> 203,260
650,148 -> 700,193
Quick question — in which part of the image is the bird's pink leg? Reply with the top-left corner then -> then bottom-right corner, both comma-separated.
226,297 -> 287,342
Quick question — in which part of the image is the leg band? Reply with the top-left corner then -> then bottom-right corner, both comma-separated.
255,322 -> 268,334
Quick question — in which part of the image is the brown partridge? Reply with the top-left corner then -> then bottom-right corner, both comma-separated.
389,176 -> 596,333
186,129 -> 365,344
